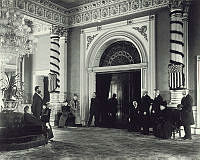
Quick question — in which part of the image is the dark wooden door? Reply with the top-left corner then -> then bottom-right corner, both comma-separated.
96,70 -> 141,128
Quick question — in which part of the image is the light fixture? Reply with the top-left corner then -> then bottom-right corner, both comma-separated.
0,0 -> 33,111
0,0 -> 33,67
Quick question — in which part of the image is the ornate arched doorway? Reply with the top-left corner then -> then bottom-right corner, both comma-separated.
79,16 -> 155,126
96,41 -> 142,127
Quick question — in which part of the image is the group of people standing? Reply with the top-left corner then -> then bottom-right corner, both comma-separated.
31,85 -> 194,140
58,94 -> 80,128
128,89 -> 167,135
31,86 -> 52,125
128,89 -> 194,140
31,85 -> 81,128
87,92 -> 118,127
86,89 -> 194,140
23,86 -> 53,140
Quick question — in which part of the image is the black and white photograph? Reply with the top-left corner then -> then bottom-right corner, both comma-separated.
0,0 -> 200,159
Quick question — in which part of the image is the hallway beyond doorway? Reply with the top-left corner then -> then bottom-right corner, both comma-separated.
96,70 -> 140,128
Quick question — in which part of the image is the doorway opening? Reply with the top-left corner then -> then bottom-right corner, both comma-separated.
96,70 -> 141,128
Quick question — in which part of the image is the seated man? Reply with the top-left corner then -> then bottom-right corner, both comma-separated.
24,105 -> 43,126
23,105 -> 44,134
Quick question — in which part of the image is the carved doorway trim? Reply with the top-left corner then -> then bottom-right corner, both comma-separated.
80,15 -> 155,125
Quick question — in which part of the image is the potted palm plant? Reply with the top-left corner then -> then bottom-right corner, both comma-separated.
0,72 -> 24,111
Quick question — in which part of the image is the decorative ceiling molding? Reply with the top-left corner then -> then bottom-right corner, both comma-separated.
15,0 -> 191,28
14,0 -> 68,27
67,0 -> 169,27
23,15 -> 52,35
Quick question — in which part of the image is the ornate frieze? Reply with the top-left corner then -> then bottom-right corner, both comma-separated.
13,0 -> 192,29
14,0 -> 68,26
133,26 -> 148,41
67,0 -> 169,27
23,15 -> 52,35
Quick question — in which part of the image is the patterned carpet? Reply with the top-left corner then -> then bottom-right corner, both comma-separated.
0,127 -> 200,160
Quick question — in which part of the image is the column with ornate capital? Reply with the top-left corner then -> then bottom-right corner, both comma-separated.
59,29 -> 67,102
49,25 -> 65,126
168,0 -> 191,105
49,25 -> 62,103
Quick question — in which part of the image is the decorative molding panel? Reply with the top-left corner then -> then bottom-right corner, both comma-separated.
24,15 -> 52,35
133,25 -> 148,41
67,0 -> 168,27
15,0 -> 68,27
16,0 -> 170,28
87,34 -> 99,49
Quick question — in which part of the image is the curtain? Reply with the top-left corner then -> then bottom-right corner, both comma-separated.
96,74 -> 112,126
129,71 -> 141,103
43,77 -> 50,104
96,71 -> 141,128
120,71 -> 141,127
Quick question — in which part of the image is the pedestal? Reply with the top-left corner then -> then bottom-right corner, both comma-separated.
50,92 -> 61,126
168,90 -> 183,108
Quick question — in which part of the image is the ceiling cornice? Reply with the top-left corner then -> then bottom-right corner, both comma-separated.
66,0 -> 169,27
15,0 -> 192,28
15,0 -> 68,27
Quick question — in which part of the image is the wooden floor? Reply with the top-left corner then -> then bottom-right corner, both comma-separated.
0,127 -> 200,160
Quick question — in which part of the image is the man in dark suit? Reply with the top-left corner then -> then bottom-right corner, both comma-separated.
31,86 -> 43,119
140,90 -> 153,135
87,92 -> 100,127
128,100 -> 140,132
151,90 -> 166,116
181,90 -> 194,140
151,89 -> 167,135
108,93 -> 118,127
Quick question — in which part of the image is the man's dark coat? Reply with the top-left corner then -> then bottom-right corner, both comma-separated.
31,93 -> 43,119
151,95 -> 167,116
181,94 -> 194,126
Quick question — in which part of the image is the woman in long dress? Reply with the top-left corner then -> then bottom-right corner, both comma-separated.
70,94 -> 81,125
58,100 -> 70,128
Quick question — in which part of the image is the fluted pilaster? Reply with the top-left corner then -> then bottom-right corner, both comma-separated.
59,29 -> 68,102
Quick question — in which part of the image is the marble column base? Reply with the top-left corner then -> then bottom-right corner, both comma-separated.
49,102 -> 61,126
50,92 -> 60,103
168,90 -> 184,108
50,92 -> 61,126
